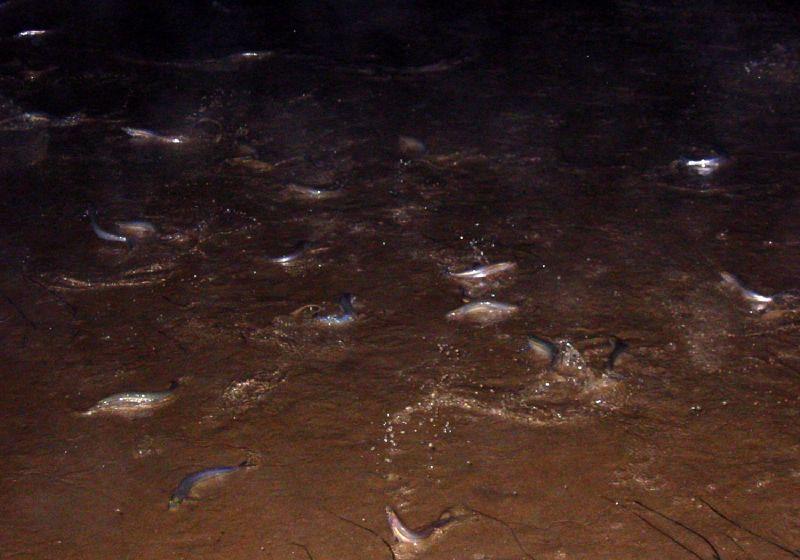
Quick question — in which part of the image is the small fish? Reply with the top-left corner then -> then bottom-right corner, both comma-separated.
122,127 -> 186,145
385,506 -> 466,545
267,240 -> 314,264
446,300 -> 518,324
14,29 -> 51,38
225,50 -> 273,62
605,336 -> 629,373
283,183 -> 342,200
89,209 -> 128,244
720,271 -> 773,311
677,156 -> 728,177
89,210 -> 157,245
169,461 -> 252,510
526,334 -> 559,368
115,220 -> 158,239
80,381 -> 177,417
449,262 -> 517,279
314,293 -> 357,325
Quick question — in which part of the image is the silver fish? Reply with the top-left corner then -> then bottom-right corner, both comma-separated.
115,220 -> 157,239
169,461 -> 252,510
267,240 -> 314,264
122,127 -> 186,145
385,506 -> 465,545
89,210 -> 128,244
449,261 -> 516,279
80,381 -> 177,417
677,156 -> 728,177
283,183 -> 342,200
14,29 -> 51,38
720,272 -> 773,311
446,300 -> 518,324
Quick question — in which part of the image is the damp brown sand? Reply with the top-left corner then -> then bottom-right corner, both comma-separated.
2,2 -> 800,559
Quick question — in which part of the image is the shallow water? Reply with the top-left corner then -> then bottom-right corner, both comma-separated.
2,1 -> 800,558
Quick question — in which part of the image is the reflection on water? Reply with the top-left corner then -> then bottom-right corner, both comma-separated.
2,1 -> 800,559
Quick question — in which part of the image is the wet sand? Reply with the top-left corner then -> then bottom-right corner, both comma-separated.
2,1 -> 800,558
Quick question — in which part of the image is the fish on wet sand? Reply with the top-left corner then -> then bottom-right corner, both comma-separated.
386,506 -> 470,546
80,381 -> 177,417
122,127 -> 186,145
446,300 -> 518,324
448,261 -> 516,280
720,271 -> 774,311
314,293 -> 357,325
169,461 -> 253,510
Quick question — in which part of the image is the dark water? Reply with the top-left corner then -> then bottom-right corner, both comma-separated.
2,1 -> 800,558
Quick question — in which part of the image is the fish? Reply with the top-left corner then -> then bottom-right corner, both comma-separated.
168,461 -> 252,510
89,209 -> 157,245
314,293 -> 357,325
80,381 -> 177,417
720,271 -> 773,311
605,336 -> 628,373
448,262 -> 516,279
385,506 -> 467,545
283,183 -> 342,200
526,334 -> 559,368
446,300 -> 518,324
14,29 -> 51,38
267,240 -> 314,264
114,220 -> 158,239
122,127 -> 186,145
676,156 -> 728,177
89,209 -> 128,244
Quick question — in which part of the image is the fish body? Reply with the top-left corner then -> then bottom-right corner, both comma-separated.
169,462 -> 250,510
449,261 -> 516,279
122,127 -> 185,144
720,272 -> 773,310
267,240 -> 313,264
15,29 -> 50,38
89,210 -> 128,244
527,334 -> 559,368
677,156 -> 728,177
385,506 -> 465,545
81,382 -> 177,416
115,220 -> 157,239
315,293 -> 356,325
446,300 -> 518,323
283,183 -> 341,200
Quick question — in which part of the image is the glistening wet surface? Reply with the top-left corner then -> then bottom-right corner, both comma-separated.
2,1 -> 800,558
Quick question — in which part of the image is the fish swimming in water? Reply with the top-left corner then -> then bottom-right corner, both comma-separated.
88,209 -> 157,245
448,262 -> 516,280
446,300 -> 518,324
385,506 -> 469,545
80,381 -> 177,417
720,271 -> 774,311
267,240 -> 314,264
168,461 -> 253,510
122,127 -> 186,145
677,156 -> 728,177
283,183 -> 342,200
314,293 -> 357,325
526,334 -> 559,368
